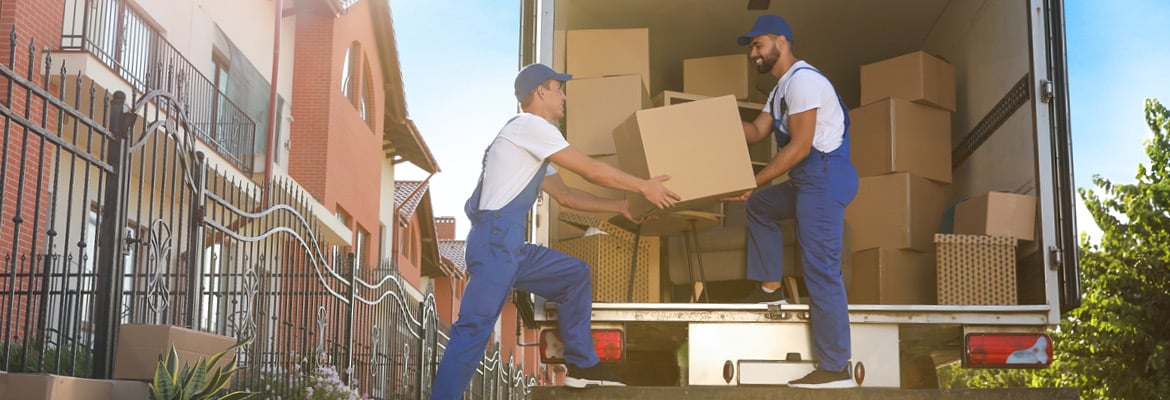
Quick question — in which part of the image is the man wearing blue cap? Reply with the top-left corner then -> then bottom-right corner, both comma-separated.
429,63 -> 680,399
731,15 -> 859,389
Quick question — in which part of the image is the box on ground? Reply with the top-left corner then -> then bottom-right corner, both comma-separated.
849,97 -> 952,183
566,75 -> 649,155
613,95 -> 756,217
1,373 -> 112,400
935,233 -> 1017,305
860,51 -> 956,112
114,324 -> 236,382
683,54 -> 753,100
848,248 -> 935,304
954,192 -> 1037,241
566,28 -> 650,90
846,172 -> 945,252
553,212 -> 661,303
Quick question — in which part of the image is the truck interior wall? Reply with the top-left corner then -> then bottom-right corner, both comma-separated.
924,1 -> 1038,203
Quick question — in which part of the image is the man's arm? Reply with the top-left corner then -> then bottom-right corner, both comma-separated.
754,108 -> 816,185
542,173 -> 635,220
743,110 -> 773,145
547,145 -> 679,210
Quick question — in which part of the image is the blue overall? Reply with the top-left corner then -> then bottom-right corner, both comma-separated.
431,138 -> 599,400
745,66 -> 858,373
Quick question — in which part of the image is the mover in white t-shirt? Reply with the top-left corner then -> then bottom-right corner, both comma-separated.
733,14 -> 861,389
430,64 -> 679,399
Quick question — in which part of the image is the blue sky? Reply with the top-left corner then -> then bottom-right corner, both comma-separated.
391,0 -> 1170,241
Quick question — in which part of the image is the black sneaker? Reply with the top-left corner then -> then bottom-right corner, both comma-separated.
788,367 -> 857,389
739,285 -> 789,304
564,362 -> 626,388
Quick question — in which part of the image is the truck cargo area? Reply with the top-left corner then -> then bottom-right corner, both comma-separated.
525,0 -> 1076,390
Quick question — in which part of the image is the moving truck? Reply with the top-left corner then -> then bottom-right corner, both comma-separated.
516,0 -> 1080,393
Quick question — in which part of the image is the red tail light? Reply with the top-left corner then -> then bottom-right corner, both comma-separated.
965,333 -> 1052,368
539,329 -> 624,363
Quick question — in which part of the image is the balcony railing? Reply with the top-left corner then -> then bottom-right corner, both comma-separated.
60,0 -> 258,173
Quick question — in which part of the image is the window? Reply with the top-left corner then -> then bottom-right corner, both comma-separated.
356,227 -> 369,269
210,52 -> 231,145
341,42 -> 360,103
378,224 -> 387,266
341,41 -> 375,130
360,59 -> 375,128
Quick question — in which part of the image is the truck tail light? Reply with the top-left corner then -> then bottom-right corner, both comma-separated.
539,329 -> 624,364
965,333 -> 1052,368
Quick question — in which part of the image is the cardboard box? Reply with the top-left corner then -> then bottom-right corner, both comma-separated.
553,213 -> 661,302
849,97 -> 952,183
935,234 -> 1017,305
111,380 -> 149,400
1,373 -> 112,400
653,90 -> 774,174
556,154 -> 625,199
846,172 -> 946,252
114,324 -> 236,382
848,248 -> 936,304
566,28 -> 650,90
613,95 -> 756,217
860,51 -> 956,112
954,192 -> 1037,241
683,54 -> 753,100
566,75 -> 650,155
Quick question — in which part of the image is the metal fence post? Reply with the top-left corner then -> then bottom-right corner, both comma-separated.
92,91 -> 132,379
184,151 -> 207,329
344,252 -> 356,384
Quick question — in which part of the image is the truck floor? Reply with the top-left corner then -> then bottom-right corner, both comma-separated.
529,386 -> 1079,400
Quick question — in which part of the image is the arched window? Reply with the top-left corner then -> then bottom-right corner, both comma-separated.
341,41 -> 360,103
360,57 -> 375,128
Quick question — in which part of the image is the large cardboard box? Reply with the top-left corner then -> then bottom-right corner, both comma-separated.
553,213 -> 661,303
846,172 -> 946,252
954,192 -> 1037,241
848,248 -> 935,304
683,54 -> 753,100
556,154 -> 624,200
850,97 -> 952,183
566,28 -> 650,90
613,95 -> 756,217
1,373 -> 112,400
935,234 -> 1017,305
566,75 -> 650,155
860,51 -> 956,112
114,324 -> 236,382
653,90 -> 775,176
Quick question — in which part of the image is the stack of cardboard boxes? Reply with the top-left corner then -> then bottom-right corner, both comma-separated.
845,51 -> 956,305
844,51 -> 1039,306
938,191 -> 1037,305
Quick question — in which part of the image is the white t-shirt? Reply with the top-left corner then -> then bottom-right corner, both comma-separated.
764,60 -> 846,153
476,113 -> 569,210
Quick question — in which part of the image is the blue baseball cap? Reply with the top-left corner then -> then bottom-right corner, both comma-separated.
514,63 -> 573,101
737,15 -> 794,46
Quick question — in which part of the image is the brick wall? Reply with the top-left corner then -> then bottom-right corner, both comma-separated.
0,0 -> 65,341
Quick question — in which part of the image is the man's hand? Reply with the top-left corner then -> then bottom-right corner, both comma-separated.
618,200 -> 656,224
640,175 -> 681,210
722,190 -> 753,202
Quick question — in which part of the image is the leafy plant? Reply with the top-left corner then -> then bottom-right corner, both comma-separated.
1,337 -> 94,376
149,336 -> 255,400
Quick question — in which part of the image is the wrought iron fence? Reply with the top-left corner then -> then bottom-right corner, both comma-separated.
60,0 -> 257,173
0,31 -> 535,399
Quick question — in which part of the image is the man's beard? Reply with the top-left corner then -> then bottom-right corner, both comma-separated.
755,50 -> 778,74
